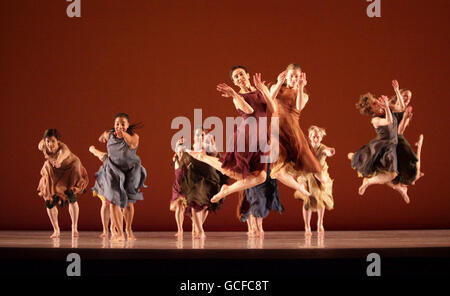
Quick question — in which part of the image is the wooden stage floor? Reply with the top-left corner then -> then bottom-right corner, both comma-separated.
0,230 -> 449,277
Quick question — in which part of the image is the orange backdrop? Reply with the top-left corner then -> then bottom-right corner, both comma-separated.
0,0 -> 449,231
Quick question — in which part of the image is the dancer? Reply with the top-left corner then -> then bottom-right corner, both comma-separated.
90,113 -> 147,241
37,128 -> 89,238
294,126 -> 334,236
189,66 -> 275,203
269,64 -> 325,196
170,138 -> 188,237
390,80 -> 424,185
181,128 -> 225,238
348,94 -> 410,203
237,163 -> 284,237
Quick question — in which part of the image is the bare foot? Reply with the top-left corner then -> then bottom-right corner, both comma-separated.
110,233 -> 126,242
126,230 -> 136,241
317,225 -> 325,234
412,172 -> 424,185
174,231 -> 183,237
305,227 -> 312,237
50,230 -> 60,239
211,185 -> 228,203
347,152 -> 354,161
72,229 -> 79,238
358,178 -> 370,195
397,185 -> 410,204
99,231 -> 108,238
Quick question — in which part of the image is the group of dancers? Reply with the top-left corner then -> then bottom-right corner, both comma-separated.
36,64 -> 424,241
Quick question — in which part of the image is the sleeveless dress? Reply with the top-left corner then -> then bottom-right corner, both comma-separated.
392,112 -> 418,185
219,90 -> 269,178
270,85 -> 322,179
351,115 -> 398,177
92,133 -> 147,209
38,142 -> 89,208
295,144 -> 334,211
170,153 -> 188,211
237,163 -> 284,222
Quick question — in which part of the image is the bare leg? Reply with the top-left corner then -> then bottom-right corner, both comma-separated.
386,182 -> 410,204
256,217 -> 264,237
99,199 -> 110,238
123,203 -> 136,240
359,172 -> 396,195
188,150 -> 244,180
89,146 -> 107,161
47,206 -> 60,238
276,168 -> 310,196
68,202 -> 79,238
174,201 -> 185,237
412,134 -> 424,185
193,210 -> 206,239
191,208 -> 202,239
246,220 -> 252,235
317,207 -> 325,233
211,171 -> 266,203
248,215 -> 257,237
110,204 -> 125,242
302,207 -> 312,236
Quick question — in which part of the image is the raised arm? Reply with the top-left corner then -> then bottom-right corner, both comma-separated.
217,83 -> 254,114
120,131 -> 139,150
269,71 -> 287,101
99,130 -> 111,143
253,73 -> 276,113
398,106 -> 413,135
296,72 -> 309,111
371,96 -> 393,128
38,139 -> 45,151
392,80 -> 406,111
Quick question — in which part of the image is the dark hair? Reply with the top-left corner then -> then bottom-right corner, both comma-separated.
230,65 -> 248,80
111,113 -> 143,135
43,128 -> 60,140
355,93 -> 376,116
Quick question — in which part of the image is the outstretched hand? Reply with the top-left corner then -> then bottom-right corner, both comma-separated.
253,73 -> 268,92
298,72 -> 307,88
277,71 -> 287,85
217,83 -> 236,98
392,80 -> 400,92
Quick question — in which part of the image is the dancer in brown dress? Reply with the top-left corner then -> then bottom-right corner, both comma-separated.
269,64 -> 325,195
37,129 -> 89,238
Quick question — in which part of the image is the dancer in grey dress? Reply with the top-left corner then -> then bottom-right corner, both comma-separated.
90,113 -> 146,241
348,94 -> 409,203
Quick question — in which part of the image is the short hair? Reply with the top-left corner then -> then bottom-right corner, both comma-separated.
43,129 -> 60,140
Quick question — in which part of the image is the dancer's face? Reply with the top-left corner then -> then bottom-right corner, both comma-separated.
114,117 -> 130,136
309,131 -> 322,147
231,68 -> 251,89
370,98 -> 384,115
402,90 -> 412,106
45,136 -> 59,153
286,69 -> 301,88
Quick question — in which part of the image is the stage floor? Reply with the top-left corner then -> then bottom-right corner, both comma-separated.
0,229 -> 449,250
1,230 -> 449,277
